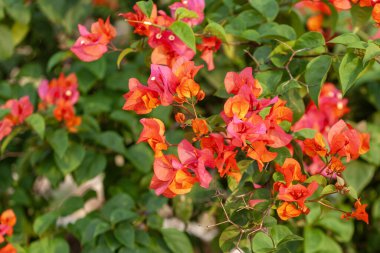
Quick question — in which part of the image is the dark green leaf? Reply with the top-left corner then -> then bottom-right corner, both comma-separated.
26,113 -> 45,139
339,52 -> 365,94
161,228 -> 193,253
47,129 -> 69,158
305,55 -> 332,106
328,33 -> 360,45
33,212 -> 59,236
54,144 -> 85,175
114,222 -> 135,247
249,0 -> 279,21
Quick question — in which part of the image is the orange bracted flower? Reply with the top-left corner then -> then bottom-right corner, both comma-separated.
196,36 -> 222,71
351,0 -> 371,6
137,118 -> 168,157
246,141 -> 277,172
192,118 -> 209,136
3,96 -> 34,125
0,209 -> 16,244
224,95 -> 250,119
330,0 -> 352,9
307,14 -> 324,31
53,100 -> 81,133
175,112 -> 186,124
172,58 -> 203,83
91,17 -> 117,44
224,67 -> 262,97
373,3 -> 380,24
341,199 -> 369,224
149,155 -> 196,198
277,182 -> 319,210
267,99 -> 293,124
167,169 -> 197,196
176,78 -> 201,100
123,78 -> 160,114
276,158 -> 307,186
0,244 -> 16,253
303,132 -> 328,157
327,120 -> 370,161
328,156 -> 346,173
277,202 -> 303,221
120,3 -> 158,36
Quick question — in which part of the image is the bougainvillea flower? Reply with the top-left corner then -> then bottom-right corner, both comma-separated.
266,99 -> 293,124
175,112 -> 186,124
341,199 -> 369,224
246,141 -> 277,171
226,116 -> 267,147
3,96 -> 33,125
53,100 -> 81,133
303,132 -> 328,157
197,36 -> 221,70
328,120 -> 370,161
328,156 -> 346,173
172,58 -> 203,82
150,155 -> 195,198
265,123 -> 293,148
224,67 -> 262,97
0,244 -> 16,253
276,158 -> 307,186
373,3 -> 380,23
178,139 -> 215,188
176,78 -> 201,99
120,4 -> 158,36
71,25 -> 108,62
351,0 -> 371,7
169,0 -> 205,26
192,118 -> 209,136
0,119 -> 13,142
38,73 -> 79,106
277,202 -> 303,220
91,17 -> 117,44
330,0 -> 352,9
148,64 -> 179,105
123,78 -> 160,114
277,182 -> 319,209
224,95 -> 250,119
137,118 -> 168,156
0,210 -> 16,228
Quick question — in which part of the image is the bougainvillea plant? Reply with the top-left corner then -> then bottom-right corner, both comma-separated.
2,0 -> 380,252
68,0 -> 374,251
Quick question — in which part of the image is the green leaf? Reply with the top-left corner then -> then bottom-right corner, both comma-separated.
339,51 -> 365,94
125,144 -> 153,173
59,196 -> 84,216
33,212 -> 59,236
84,57 -> 106,80
26,113 -> 45,139
175,7 -> 198,20
294,32 -> 325,50
204,21 -> 228,42
29,237 -> 70,253
293,128 -> 316,140
54,144 -> 85,175
83,218 -> 111,243
74,151 -> 107,184
363,41 -> 380,65
110,209 -> 138,224
316,210 -> 354,243
305,175 -> 327,186
321,185 -> 336,195
346,186 -> 358,199
173,195 -> 193,222
161,228 -> 193,253
305,55 -> 332,106
96,131 -> 126,155
169,21 -> 196,52
249,0 -> 279,21
351,5 -> 372,28
328,33 -> 360,45
117,48 -> 135,69
47,129 -> 69,158
11,22 -> 29,45
0,25 -> 14,59
4,0 -> 31,24
0,108 -> 10,120
47,51 -> 72,72
114,222 -> 135,247
271,147 -> 291,165
343,160 -> 375,194
136,0 -> 153,17
304,227 -> 342,253
251,231 -> 274,253
262,216 -> 277,227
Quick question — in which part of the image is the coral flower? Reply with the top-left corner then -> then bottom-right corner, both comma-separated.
277,202 -> 302,221
137,118 -> 168,156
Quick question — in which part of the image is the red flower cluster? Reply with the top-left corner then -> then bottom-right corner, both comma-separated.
0,209 -> 17,253
294,84 -> 369,176
0,96 -> 33,141
38,73 -> 81,132
296,0 -> 380,32
71,17 -> 117,62
341,198 -> 369,224
120,0 -> 221,70
274,158 -> 319,220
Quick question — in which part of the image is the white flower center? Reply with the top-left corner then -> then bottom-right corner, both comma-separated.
168,35 -> 175,41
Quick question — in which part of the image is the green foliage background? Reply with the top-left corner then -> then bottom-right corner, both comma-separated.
0,0 -> 380,252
